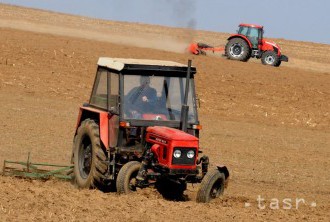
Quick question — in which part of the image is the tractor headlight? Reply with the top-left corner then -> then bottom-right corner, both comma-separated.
173,150 -> 181,158
187,150 -> 195,159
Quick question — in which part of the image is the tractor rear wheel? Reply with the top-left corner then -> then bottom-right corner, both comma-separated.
156,178 -> 187,201
261,51 -> 280,66
196,169 -> 225,203
116,161 -> 141,194
73,119 -> 108,189
225,38 -> 251,62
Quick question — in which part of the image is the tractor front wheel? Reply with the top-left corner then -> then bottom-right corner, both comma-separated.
73,119 -> 108,189
196,169 -> 225,203
116,161 -> 141,194
225,38 -> 251,62
261,51 -> 280,66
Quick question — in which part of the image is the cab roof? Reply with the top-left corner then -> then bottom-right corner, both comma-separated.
239,23 -> 263,29
97,57 -> 195,73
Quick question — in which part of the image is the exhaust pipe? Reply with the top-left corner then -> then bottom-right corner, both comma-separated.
180,60 -> 192,132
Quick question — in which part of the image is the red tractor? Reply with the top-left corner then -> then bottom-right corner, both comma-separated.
189,24 -> 288,67
225,23 -> 288,66
72,58 -> 229,202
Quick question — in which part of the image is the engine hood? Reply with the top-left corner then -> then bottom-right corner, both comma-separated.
264,39 -> 281,50
261,39 -> 282,54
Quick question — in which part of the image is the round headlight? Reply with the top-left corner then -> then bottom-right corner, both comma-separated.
187,150 -> 195,159
173,150 -> 181,158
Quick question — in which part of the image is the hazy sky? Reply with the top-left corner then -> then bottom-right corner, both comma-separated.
1,0 -> 330,44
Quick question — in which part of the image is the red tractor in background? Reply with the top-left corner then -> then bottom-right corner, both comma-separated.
189,23 -> 288,67
72,58 -> 229,203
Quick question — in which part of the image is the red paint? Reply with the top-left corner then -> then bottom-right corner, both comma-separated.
188,43 -> 199,55
147,126 -> 198,141
99,111 -> 109,149
151,144 -> 160,158
260,39 -> 281,56
147,126 -> 199,170
187,43 -> 224,55
75,106 -> 110,149
239,23 -> 263,29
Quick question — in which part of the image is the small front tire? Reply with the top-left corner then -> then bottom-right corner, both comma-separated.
116,161 -> 141,194
196,169 -> 225,203
261,51 -> 280,66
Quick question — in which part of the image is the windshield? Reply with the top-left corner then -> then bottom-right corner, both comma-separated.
123,74 -> 197,123
248,27 -> 259,38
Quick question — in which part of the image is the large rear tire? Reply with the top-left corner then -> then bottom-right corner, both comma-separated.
261,51 -> 280,66
225,38 -> 251,62
196,169 -> 225,203
73,119 -> 108,189
116,161 -> 141,194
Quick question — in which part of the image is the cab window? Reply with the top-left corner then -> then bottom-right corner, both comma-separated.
90,68 -> 119,109
90,68 -> 107,109
238,26 -> 249,36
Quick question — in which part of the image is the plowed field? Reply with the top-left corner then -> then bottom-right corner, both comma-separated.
0,4 -> 329,221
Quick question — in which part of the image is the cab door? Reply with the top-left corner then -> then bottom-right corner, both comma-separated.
246,27 -> 260,49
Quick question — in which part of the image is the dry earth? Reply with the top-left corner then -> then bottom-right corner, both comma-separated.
0,4 -> 329,222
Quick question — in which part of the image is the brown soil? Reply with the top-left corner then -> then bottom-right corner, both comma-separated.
0,4 -> 329,222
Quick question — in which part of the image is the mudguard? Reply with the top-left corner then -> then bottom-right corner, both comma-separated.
227,34 -> 253,49
74,106 -> 109,149
280,55 -> 289,62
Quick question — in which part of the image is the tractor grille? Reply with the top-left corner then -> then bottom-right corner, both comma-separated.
172,148 -> 196,165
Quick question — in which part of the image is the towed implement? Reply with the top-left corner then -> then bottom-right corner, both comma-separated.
71,58 -> 229,202
188,23 -> 289,67
2,152 -> 73,180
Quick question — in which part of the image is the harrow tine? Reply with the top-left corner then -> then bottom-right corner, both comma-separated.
2,153 -> 74,180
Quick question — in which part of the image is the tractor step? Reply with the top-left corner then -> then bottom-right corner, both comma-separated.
2,153 -> 73,180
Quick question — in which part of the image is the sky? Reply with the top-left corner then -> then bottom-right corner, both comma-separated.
1,0 -> 330,44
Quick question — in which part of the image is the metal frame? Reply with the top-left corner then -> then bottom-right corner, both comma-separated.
2,153 -> 73,180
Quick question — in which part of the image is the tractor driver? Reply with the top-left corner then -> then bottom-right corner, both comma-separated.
126,76 -> 157,119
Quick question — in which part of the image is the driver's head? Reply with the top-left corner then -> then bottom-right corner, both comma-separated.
140,76 -> 151,86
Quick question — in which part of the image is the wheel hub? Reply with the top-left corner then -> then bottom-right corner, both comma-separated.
129,177 -> 137,191
79,140 -> 92,179
210,179 -> 223,199
265,55 -> 275,65
83,145 -> 92,172
229,43 -> 244,58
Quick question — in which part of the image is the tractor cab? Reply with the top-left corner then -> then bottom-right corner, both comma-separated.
77,58 -> 200,152
237,24 -> 263,49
